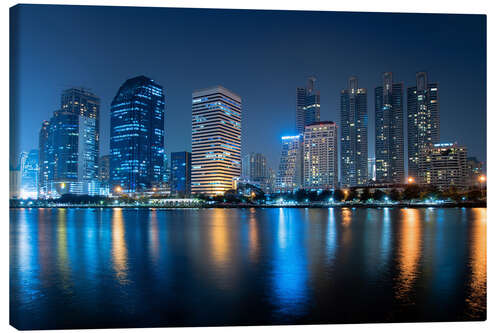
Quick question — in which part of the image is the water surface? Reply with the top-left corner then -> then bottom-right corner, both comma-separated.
10,207 -> 486,329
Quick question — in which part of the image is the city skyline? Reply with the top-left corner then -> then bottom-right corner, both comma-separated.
10,5 -> 486,172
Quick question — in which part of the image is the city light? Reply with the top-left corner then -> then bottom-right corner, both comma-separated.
115,186 -> 122,194
479,175 -> 486,183
408,177 -> 415,184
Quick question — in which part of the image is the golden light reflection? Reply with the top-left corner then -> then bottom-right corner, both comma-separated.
210,209 -> 230,269
395,208 -> 422,301
466,208 -> 486,317
340,208 -> 352,246
56,209 -> 71,293
341,208 -> 352,226
249,208 -> 259,263
111,208 -> 129,285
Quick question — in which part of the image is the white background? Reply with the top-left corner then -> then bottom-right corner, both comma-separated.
1,0 -> 497,332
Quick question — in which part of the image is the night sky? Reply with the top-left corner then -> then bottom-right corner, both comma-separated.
10,4 -> 486,172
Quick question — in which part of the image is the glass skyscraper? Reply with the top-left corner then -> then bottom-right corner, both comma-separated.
296,76 -> 320,134
375,72 -> 404,184
110,76 -> 165,193
170,151 -> 191,197
340,76 -> 368,187
20,149 -> 39,199
191,86 -> 242,196
407,71 -> 439,180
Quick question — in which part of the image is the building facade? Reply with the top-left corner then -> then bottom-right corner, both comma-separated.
191,86 -> 242,195
303,121 -> 338,190
277,135 -> 303,191
340,76 -> 368,187
110,76 -> 165,193
408,72 -> 440,180
419,143 -> 467,190
20,149 -> 39,199
170,151 -> 192,197
375,72 -> 404,184
296,76 -> 320,134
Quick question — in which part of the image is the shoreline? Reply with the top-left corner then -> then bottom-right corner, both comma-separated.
9,202 -> 486,209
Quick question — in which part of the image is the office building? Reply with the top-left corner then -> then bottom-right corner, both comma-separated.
303,121 -> 338,189
170,151 -> 192,197
408,72 -> 440,180
419,142 -> 467,190
277,134 -> 303,191
191,86 -> 242,195
20,149 -> 39,199
242,153 -> 268,182
110,76 -> 165,193
340,76 -> 368,187
375,72 -> 404,184
38,120 -> 52,198
296,76 -> 320,134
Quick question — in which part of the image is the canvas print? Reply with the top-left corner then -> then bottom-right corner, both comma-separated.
9,4 -> 486,330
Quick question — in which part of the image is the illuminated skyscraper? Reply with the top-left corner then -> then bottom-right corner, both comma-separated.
277,134 -> 303,191
110,76 -> 165,193
20,149 -> 39,199
170,151 -> 192,197
303,121 -> 338,189
408,72 -> 439,180
242,152 -> 268,183
191,86 -> 242,195
38,120 -> 52,197
340,76 -> 368,187
296,76 -> 320,134
375,72 -> 404,184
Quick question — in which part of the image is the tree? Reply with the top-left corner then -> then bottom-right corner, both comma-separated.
333,189 -> 344,202
403,185 -> 420,200
373,189 -> 386,201
389,188 -> 401,202
346,189 -> 357,202
360,188 -> 372,202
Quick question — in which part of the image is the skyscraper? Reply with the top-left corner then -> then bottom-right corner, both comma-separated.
303,121 -> 338,190
375,72 -> 404,184
277,134 -> 303,191
191,86 -> 242,196
20,149 -> 39,199
38,120 -> 52,198
170,151 -> 192,197
110,76 -> 165,193
407,72 -> 439,180
242,152 -> 268,183
296,76 -> 320,134
340,76 -> 368,187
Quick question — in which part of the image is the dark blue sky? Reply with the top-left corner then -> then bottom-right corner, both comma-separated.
10,4 -> 486,171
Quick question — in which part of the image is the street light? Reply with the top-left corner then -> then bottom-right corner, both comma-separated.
115,185 -> 122,194
479,175 -> 486,198
407,177 -> 415,184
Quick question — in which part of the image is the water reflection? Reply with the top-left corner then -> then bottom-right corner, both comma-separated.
9,207 -> 487,329
272,208 -> 309,318
248,208 -> 259,263
326,208 -> 337,263
149,209 -> 159,263
466,208 -> 486,317
395,208 -> 422,301
111,208 -> 129,285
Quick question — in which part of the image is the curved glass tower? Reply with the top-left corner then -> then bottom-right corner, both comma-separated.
110,76 -> 165,193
